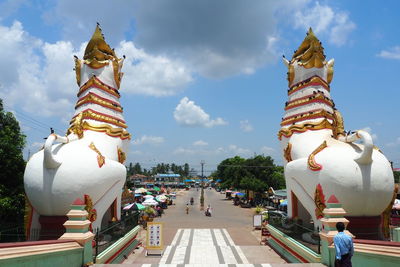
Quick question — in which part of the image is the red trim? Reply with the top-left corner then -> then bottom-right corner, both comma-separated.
104,234 -> 138,263
78,77 -> 120,99
71,108 -> 126,125
281,110 -> 334,126
285,97 -> 333,111
270,234 -> 309,263
288,75 -> 330,96
0,239 -> 76,249
82,129 -> 131,140
84,62 -> 109,69
327,195 -> 339,203
76,92 -> 122,112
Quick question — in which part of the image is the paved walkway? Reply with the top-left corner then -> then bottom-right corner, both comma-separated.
94,188 -> 325,266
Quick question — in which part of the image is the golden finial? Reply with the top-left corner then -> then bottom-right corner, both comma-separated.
291,27 -> 326,69
83,24 -> 117,68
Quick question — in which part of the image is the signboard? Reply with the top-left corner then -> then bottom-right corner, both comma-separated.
146,222 -> 163,255
253,214 -> 262,228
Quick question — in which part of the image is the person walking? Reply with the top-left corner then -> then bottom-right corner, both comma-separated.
333,222 -> 354,267
185,204 -> 189,214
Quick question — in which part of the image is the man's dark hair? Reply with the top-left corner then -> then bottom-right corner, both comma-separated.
336,222 -> 345,232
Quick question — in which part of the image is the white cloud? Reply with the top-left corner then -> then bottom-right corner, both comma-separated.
361,127 -> 377,141
292,2 -> 355,46
377,46 -> 400,59
174,97 -> 227,128
227,145 -> 252,156
193,140 -> 208,146
386,137 -> 400,147
133,135 -> 165,146
0,21 -> 195,122
117,41 -> 192,96
240,120 -> 254,132
260,146 -> 275,155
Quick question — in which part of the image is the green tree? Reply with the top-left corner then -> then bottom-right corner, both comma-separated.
394,171 -> 400,183
0,99 -> 26,228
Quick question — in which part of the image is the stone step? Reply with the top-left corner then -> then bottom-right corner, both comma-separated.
94,264 -> 325,267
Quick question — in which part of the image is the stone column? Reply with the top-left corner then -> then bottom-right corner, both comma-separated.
59,198 -> 95,266
319,195 -> 354,266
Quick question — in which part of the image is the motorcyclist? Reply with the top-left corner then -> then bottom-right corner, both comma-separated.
205,204 -> 212,217
186,204 -> 189,214
190,197 -> 194,205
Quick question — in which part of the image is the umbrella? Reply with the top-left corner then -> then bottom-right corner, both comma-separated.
226,190 -> 232,193
279,199 -> 288,206
146,191 -> 153,195
142,199 -> 159,206
236,192 -> 245,197
123,203 -> 135,210
156,195 -> 167,202
153,186 -> 161,191
144,195 -> 154,199
135,188 -> 147,194
135,203 -> 145,210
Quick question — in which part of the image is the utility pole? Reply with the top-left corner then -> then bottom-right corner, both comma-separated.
200,160 -> 205,187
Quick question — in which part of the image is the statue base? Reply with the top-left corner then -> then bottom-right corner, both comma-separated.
39,215 -> 68,240
345,215 -> 382,240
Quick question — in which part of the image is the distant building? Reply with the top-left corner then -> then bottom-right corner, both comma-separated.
129,174 -> 151,184
154,173 -> 181,185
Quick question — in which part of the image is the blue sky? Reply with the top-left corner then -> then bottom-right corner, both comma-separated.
1,0 -> 399,174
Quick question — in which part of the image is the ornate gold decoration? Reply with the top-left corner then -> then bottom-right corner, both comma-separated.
284,143 -> 293,162
278,119 -> 333,140
288,75 -> 329,95
82,25 -> 124,88
74,57 -> 81,86
83,25 -> 117,69
67,120 -> 131,140
327,60 -> 334,84
285,93 -> 333,111
291,28 -> 326,69
84,194 -> 97,232
332,109 -> 345,139
89,142 -> 105,168
382,184 -> 398,239
308,141 -> 328,171
78,76 -> 120,98
70,108 -> 127,128
67,112 -> 84,139
24,195 -> 33,240
75,92 -> 122,112
314,184 -> 326,219
281,109 -> 334,126
117,147 -> 126,164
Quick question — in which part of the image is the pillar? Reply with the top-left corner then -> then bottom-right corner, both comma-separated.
59,198 -> 95,266
319,194 -> 354,266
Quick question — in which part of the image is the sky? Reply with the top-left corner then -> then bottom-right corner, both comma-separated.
0,0 -> 399,175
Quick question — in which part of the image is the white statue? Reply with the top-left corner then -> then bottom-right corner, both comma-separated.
280,29 -> 394,235
24,25 -> 130,234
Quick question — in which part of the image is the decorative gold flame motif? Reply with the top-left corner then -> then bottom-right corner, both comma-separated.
78,76 -> 120,98
89,142 -> 105,168
84,194 -> 97,222
67,120 -> 131,140
67,112 -> 84,139
84,25 -> 117,68
284,143 -> 293,162
285,93 -> 333,111
332,109 -> 345,139
75,92 -> 123,112
74,57 -> 81,86
314,184 -> 326,219
308,141 -> 328,171
117,147 -> 126,164
291,28 -> 326,69
278,119 -> 333,140
70,109 -> 127,128
280,109 -> 334,126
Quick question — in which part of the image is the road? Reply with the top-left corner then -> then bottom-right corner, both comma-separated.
121,187 -> 288,265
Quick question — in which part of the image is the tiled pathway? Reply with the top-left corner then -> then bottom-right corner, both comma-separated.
157,228 -> 248,265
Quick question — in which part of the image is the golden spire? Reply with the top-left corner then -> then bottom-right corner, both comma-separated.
83,24 -> 118,68
291,28 -> 326,68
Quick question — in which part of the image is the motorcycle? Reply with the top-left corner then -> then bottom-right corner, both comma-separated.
205,209 -> 211,217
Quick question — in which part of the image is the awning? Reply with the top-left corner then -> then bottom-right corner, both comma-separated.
153,186 -> 161,191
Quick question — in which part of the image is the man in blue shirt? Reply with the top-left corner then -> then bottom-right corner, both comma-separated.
333,222 -> 354,267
